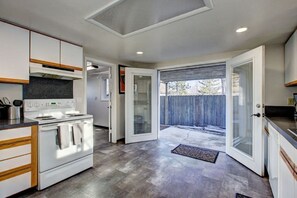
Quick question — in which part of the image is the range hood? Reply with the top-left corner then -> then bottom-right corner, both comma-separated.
30,63 -> 83,80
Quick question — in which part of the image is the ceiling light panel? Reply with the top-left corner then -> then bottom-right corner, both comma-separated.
87,0 -> 213,37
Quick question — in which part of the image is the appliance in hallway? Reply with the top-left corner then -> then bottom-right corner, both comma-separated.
24,99 -> 94,190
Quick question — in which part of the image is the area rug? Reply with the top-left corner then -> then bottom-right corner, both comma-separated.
235,193 -> 252,198
171,144 -> 219,163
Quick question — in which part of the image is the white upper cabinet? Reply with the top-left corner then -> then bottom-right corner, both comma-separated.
0,21 -> 29,83
30,32 -> 60,65
60,41 -> 83,69
285,29 -> 297,86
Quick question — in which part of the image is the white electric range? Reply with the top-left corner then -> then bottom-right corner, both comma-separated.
24,99 -> 94,190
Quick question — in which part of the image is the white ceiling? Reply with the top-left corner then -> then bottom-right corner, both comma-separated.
0,0 -> 296,65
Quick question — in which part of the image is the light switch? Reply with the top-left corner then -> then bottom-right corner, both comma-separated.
287,97 -> 294,105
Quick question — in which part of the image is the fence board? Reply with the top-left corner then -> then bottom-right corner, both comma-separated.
160,95 -> 226,128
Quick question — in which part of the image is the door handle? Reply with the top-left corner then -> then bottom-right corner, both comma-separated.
251,113 -> 261,117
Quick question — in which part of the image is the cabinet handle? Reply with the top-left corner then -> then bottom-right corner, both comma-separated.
280,147 -> 297,180
264,126 -> 269,136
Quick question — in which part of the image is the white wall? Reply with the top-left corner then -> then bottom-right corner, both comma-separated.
265,45 -> 297,105
87,73 -> 109,127
0,84 -> 23,102
154,50 -> 246,70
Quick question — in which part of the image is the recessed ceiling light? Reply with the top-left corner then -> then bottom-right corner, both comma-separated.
236,27 -> 248,33
136,51 -> 144,55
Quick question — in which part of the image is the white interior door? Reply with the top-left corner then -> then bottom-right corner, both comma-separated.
125,68 -> 158,144
108,67 -> 112,142
226,46 -> 265,176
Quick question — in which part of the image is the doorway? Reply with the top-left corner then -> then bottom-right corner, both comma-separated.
86,60 -> 111,145
159,63 -> 226,152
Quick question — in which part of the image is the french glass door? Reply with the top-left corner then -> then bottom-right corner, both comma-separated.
226,46 -> 265,176
125,68 -> 158,144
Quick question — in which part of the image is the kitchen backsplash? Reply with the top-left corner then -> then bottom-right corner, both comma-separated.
23,77 -> 73,99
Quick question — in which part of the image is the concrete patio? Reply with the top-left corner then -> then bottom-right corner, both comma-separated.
159,126 -> 226,152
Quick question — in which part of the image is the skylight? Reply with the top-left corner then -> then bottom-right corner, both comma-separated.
86,0 -> 213,37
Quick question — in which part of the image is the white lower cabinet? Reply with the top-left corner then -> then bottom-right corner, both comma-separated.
267,123 -> 279,197
278,134 -> 297,198
279,153 -> 295,198
0,126 -> 37,197
267,123 -> 297,198
0,172 -> 31,198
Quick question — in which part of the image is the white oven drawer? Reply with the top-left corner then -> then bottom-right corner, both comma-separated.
0,172 -> 31,198
0,127 -> 31,141
0,144 -> 31,161
0,154 -> 31,172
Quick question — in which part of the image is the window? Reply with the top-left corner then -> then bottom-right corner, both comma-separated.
101,76 -> 110,101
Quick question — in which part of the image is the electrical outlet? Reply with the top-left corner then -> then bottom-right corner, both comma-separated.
288,97 -> 294,105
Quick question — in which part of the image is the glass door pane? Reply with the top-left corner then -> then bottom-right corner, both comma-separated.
133,75 -> 152,134
232,61 -> 253,157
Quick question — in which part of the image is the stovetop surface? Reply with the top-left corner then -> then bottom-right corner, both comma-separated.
30,114 -> 93,125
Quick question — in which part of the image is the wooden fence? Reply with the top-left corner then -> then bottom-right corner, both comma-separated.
160,95 -> 226,128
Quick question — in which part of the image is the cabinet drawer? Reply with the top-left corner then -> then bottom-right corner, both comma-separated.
0,127 -> 31,141
0,172 -> 31,198
0,144 -> 31,161
0,154 -> 31,172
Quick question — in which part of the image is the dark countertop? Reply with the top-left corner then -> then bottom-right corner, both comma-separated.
266,116 -> 297,149
0,118 -> 38,130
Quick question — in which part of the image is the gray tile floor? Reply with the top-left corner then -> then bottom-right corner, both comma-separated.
18,126 -> 273,198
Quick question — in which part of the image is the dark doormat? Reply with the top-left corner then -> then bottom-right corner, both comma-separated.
235,193 -> 252,198
171,144 -> 219,163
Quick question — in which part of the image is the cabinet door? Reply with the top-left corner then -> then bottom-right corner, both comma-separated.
0,22 -> 29,83
285,30 -> 297,86
60,41 -> 83,70
279,135 -> 297,198
279,154 -> 295,198
267,124 -> 279,197
30,32 -> 60,66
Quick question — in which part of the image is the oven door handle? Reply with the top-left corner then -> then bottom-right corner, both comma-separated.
40,125 -> 59,131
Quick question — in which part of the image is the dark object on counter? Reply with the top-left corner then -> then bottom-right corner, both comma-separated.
2,97 -> 11,105
0,104 -> 10,119
265,106 -> 295,118
13,100 -> 23,107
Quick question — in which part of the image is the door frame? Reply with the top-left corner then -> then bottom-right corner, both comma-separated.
226,46 -> 265,176
84,57 -> 118,143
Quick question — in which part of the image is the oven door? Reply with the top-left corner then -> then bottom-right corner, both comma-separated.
39,118 -> 93,173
